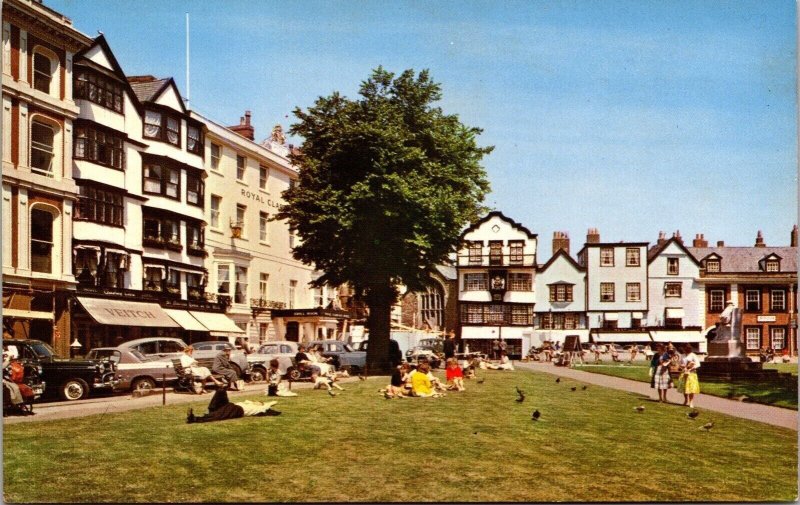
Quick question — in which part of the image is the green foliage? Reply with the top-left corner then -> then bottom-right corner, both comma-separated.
278,67 -> 492,294
4,371 -> 796,502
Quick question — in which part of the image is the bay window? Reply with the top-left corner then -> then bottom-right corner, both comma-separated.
143,109 -> 181,146
187,125 -> 203,155
74,68 -> 124,113
74,123 -> 124,170
186,173 -> 204,207
76,185 -> 123,226
142,163 -> 180,199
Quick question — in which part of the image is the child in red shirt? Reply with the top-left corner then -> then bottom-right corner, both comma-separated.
445,358 -> 465,391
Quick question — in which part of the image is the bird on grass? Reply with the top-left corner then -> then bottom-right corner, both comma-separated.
634,405 -> 645,412
358,375 -> 367,381
555,378 -> 561,383
582,385 -> 588,390
477,378 -> 485,384
328,390 -> 337,397
570,387 -> 577,392
515,386 -> 526,403
688,410 -> 700,419
700,421 -> 714,431
531,409 -> 541,421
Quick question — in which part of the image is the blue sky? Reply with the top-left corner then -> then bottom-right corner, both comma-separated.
51,0 -> 797,258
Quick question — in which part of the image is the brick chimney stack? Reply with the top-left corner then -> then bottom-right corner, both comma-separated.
791,225 -> 798,247
692,233 -> 708,248
717,240 -> 725,247
672,230 -> 683,244
228,110 -> 255,141
586,228 -> 600,244
552,231 -> 570,255
656,231 -> 667,247
755,230 -> 766,248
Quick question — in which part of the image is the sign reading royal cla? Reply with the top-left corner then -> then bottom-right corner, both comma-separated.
76,297 -> 180,328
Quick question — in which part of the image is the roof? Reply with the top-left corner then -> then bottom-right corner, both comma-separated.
538,248 -> 585,272
128,77 -> 171,103
647,237 -> 701,265
686,246 -> 797,273
435,264 -> 457,280
460,211 -> 537,240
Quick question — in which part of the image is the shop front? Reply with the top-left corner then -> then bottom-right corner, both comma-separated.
270,308 -> 351,343
459,326 -> 531,359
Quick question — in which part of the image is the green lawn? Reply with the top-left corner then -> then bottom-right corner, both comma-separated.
574,362 -> 798,410
3,369 -> 797,503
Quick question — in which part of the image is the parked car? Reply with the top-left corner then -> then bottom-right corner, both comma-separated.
246,341 -> 298,381
3,339 -> 117,401
406,346 -> 442,369
119,337 -> 249,379
308,340 -> 366,373
86,347 -> 174,392
637,345 -> 655,359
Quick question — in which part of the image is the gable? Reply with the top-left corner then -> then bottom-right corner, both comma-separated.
83,44 -> 113,71
154,83 -> 185,112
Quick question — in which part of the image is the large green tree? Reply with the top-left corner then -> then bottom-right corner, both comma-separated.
277,67 -> 492,374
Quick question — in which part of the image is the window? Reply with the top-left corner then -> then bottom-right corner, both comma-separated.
143,265 -> 164,292
468,242 -> 482,265
236,204 -> 246,237
549,284 -> 573,302
602,318 -> 618,330
74,124 -> 125,170
464,273 -> 488,291
30,208 -> 54,273
600,248 -> 614,266
186,125 -> 202,155
508,273 -> 532,291
166,269 -> 180,295
745,327 -> 761,350
706,259 -> 720,272
771,290 -> 786,312
626,283 -> 641,302
210,143 -> 221,170
186,273 -> 203,300
420,285 -> 443,330
210,195 -> 221,228
667,257 -> 679,275
3,26 -> 10,75
259,165 -> 269,190
489,241 -> 503,266
509,241 -> 524,264
771,327 -> 786,350
33,51 -> 54,94
217,265 -> 230,295
626,248 -> 640,267
289,280 -> 297,309
631,316 -> 642,329
186,222 -> 204,254
462,304 -> 483,324
289,229 -> 296,249
143,109 -> 180,146
235,267 -> 248,304
142,163 -> 180,199
186,173 -> 204,207
511,305 -> 533,325
236,155 -> 246,180
75,185 -> 123,226
30,121 -> 55,177
745,290 -> 760,311
314,287 -> 324,307
259,273 -> 269,299
765,260 -> 779,272
74,68 -> 123,113
486,305 -> 505,324
259,212 -> 269,243
600,283 -> 615,302
74,248 -> 98,284
709,289 -> 725,312
664,282 -> 682,298
142,213 -> 180,249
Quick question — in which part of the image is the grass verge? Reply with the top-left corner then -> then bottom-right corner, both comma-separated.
574,362 -> 797,410
3,369 -> 797,502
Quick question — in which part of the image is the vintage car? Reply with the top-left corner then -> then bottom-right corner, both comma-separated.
3,339 -> 117,401
86,347 -> 174,392
246,341 -> 298,381
405,345 -> 442,369
308,340 -> 366,374
118,337 -> 250,379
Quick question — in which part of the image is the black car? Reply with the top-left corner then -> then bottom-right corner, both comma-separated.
3,339 -> 118,401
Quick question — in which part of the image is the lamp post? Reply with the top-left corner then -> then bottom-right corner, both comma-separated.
70,338 -> 82,358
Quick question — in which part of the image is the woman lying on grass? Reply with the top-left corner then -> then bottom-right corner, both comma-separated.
186,388 -> 281,423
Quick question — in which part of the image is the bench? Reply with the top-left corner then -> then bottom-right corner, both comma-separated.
171,359 -> 227,394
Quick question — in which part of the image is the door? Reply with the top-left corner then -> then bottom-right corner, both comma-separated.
285,322 -> 299,342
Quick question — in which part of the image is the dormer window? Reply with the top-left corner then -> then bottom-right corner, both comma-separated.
706,259 -> 720,272
766,260 -> 779,272
144,109 -> 181,146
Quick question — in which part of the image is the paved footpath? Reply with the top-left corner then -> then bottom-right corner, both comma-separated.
515,361 -> 798,431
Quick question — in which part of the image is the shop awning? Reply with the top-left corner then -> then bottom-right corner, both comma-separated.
188,311 -> 244,333
164,309 -> 208,331
632,312 -> 644,319
649,330 -> 704,343
604,313 -> 619,321
76,297 -> 179,327
593,332 -> 652,343
2,308 -> 54,320
665,308 -> 685,318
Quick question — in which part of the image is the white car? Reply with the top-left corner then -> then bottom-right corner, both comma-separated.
246,341 -> 298,381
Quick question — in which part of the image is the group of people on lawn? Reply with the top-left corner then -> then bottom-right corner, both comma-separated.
649,342 -> 701,408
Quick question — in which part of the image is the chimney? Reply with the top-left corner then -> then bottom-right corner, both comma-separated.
791,225 -> 798,247
227,110 -> 255,141
755,230 -> 765,248
657,231 -> 667,247
716,240 -> 725,247
692,233 -> 708,248
586,228 -> 600,244
552,231 -> 570,255
672,230 -> 683,244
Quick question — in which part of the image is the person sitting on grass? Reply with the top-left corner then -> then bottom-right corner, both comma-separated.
313,371 -> 345,392
486,351 -> 514,370
384,362 -> 410,398
266,359 -> 297,397
410,362 -> 443,397
309,344 -> 335,376
445,358 -> 465,391
180,346 -> 224,393
186,388 -> 280,423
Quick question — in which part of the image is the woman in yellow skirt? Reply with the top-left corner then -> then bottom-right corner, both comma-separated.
681,344 -> 701,408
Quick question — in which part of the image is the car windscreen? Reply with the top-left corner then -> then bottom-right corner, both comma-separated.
87,350 -> 120,363
29,341 -> 56,359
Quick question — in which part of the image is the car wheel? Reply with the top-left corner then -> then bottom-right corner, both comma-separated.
287,368 -> 302,381
250,366 -> 266,383
61,379 -> 89,401
131,377 -> 156,392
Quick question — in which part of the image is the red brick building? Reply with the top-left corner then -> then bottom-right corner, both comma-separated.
399,265 -> 458,334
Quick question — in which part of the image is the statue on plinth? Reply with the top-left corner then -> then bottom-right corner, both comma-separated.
707,300 -> 749,362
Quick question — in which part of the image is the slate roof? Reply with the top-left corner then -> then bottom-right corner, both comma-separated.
687,246 -> 797,273
128,77 -> 170,103
435,265 -> 457,280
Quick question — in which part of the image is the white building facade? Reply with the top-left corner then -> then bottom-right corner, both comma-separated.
534,245 -> 588,347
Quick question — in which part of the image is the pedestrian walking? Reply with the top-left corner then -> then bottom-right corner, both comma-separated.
628,345 -> 638,363
443,331 -> 456,361
492,339 -> 500,360
499,339 -> 507,358
654,346 -> 673,402
681,344 -> 701,408
649,343 -> 663,390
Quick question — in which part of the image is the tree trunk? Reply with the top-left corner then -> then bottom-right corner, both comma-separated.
364,283 -> 396,375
